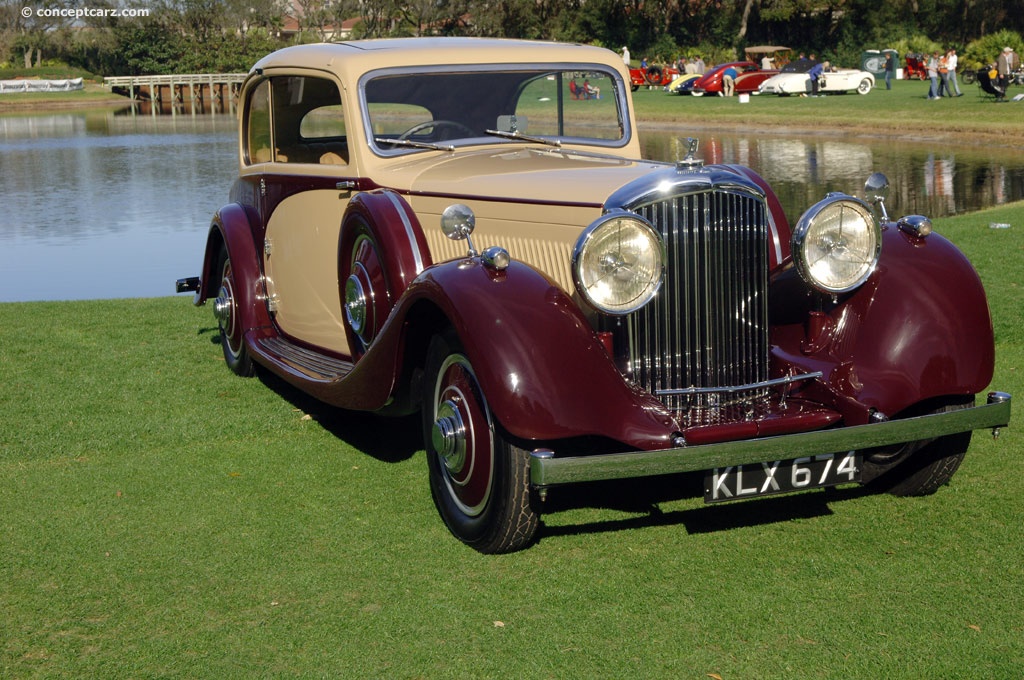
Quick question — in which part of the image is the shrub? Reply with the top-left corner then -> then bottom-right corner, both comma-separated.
962,30 -> 1024,71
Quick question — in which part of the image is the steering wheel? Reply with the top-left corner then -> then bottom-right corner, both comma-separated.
397,120 -> 474,142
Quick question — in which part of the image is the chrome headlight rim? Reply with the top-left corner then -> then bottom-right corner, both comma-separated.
792,194 -> 881,294
572,211 -> 665,315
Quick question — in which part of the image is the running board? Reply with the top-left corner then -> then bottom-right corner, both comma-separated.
254,336 -> 354,382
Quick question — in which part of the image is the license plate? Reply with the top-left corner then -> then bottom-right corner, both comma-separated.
704,452 -> 861,503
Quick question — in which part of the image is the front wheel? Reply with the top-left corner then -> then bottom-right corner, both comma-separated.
857,78 -> 873,94
962,70 -> 977,84
422,330 -> 539,553
862,395 -> 974,496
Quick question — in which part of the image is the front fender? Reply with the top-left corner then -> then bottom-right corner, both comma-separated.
195,203 -> 272,333
777,227 -> 995,421
404,258 -> 680,450
851,228 -> 994,414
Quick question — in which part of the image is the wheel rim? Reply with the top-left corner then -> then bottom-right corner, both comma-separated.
343,232 -> 389,357
430,354 -> 494,517
214,258 -> 244,360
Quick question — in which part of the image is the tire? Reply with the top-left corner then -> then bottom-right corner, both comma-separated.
213,244 -> 254,377
863,395 -> 974,496
422,330 -> 539,553
857,78 -> 872,94
962,70 -> 977,85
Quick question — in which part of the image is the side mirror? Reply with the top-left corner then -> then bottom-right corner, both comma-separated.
864,172 -> 890,222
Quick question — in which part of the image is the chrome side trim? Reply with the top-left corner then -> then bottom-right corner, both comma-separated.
384,190 -> 425,274
530,392 -> 1012,488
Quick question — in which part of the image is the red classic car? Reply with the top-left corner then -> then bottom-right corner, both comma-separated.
628,64 -> 679,90
178,38 -> 1011,553
690,60 -> 778,96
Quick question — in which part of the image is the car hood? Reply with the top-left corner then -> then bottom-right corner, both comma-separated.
377,146 -> 668,217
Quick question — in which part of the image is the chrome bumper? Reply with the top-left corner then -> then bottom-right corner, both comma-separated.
530,391 -> 1011,489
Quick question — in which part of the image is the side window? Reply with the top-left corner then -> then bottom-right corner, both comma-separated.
245,80 -> 272,164
271,76 -> 348,166
244,75 -> 347,166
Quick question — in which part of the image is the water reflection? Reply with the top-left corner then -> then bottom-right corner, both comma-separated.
0,112 -> 237,302
1,112 -> 1022,303
641,129 -> 1024,223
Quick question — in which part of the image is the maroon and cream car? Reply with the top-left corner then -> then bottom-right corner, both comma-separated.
177,38 -> 1011,553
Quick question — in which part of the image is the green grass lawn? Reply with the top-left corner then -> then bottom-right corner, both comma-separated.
1,204 -> 1022,677
632,77 -> 1024,145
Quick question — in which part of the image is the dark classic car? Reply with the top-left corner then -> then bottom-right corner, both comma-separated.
178,38 -> 1011,553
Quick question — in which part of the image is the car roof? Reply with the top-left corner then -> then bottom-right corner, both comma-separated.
250,38 -> 629,81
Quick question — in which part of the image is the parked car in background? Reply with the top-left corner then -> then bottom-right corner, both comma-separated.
665,72 -> 701,94
178,38 -> 1011,553
689,61 -> 777,96
759,60 -> 875,95
629,63 -> 679,90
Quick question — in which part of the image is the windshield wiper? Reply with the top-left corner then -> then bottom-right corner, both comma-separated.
375,137 -> 454,152
485,129 -> 562,148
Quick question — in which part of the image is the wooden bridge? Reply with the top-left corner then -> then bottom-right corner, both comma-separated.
104,73 -> 247,115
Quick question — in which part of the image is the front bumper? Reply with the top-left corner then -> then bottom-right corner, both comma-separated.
530,391 -> 1011,489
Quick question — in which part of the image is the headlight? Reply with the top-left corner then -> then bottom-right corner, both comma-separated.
792,195 -> 881,293
572,213 -> 664,314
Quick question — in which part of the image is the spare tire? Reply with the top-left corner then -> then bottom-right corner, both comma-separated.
645,65 -> 663,85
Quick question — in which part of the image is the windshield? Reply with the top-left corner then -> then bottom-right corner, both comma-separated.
362,66 -> 627,155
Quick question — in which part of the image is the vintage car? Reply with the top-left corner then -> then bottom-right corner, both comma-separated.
689,61 -> 777,96
178,38 -> 1011,553
759,60 -> 876,95
665,72 -> 701,94
629,63 -> 679,90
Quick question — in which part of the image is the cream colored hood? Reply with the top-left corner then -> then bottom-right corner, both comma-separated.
380,146 -> 668,217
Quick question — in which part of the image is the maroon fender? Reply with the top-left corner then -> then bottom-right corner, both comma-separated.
778,227 -> 994,421
337,190 -> 434,356
850,228 -> 994,414
195,202 -> 272,333
339,190 -> 434,297
400,258 -> 681,450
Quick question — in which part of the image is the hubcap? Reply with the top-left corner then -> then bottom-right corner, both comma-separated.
344,274 -> 367,336
432,399 -> 466,473
214,284 -> 232,325
433,354 -> 494,516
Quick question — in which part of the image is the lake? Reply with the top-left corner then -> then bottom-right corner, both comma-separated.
1,109 -> 1022,303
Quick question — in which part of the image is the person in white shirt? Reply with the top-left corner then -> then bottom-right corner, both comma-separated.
946,48 -> 963,96
622,46 -> 631,66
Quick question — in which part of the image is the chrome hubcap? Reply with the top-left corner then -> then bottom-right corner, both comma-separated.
432,399 -> 466,474
344,273 -> 367,336
213,284 -> 231,325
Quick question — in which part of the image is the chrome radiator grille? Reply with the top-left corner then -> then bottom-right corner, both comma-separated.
628,188 -> 770,413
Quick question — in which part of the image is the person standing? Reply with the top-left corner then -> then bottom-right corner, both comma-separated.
997,47 -> 1020,101
926,52 -> 940,99
722,65 -> 737,96
946,48 -> 963,96
883,51 -> 895,90
938,52 -> 952,97
807,60 -> 826,96
621,46 -> 630,67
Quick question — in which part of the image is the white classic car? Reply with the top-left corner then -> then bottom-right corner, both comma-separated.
759,60 -> 875,95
